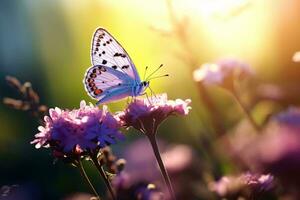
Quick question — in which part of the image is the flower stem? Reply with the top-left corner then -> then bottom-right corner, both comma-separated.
232,91 -> 261,132
77,160 -> 101,200
91,155 -> 117,200
147,135 -> 177,200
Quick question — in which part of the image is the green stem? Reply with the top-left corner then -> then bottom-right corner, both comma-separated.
77,160 -> 101,200
147,135 -> 177,200
91,155 -> 117,200
232,91 -> 260,132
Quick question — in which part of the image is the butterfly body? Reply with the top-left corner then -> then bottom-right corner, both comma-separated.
83,28 -> 150,105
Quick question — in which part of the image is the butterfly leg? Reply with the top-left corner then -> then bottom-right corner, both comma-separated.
145,92 -> 151,104
132,96 -> 137,102
148,86 -> 157,101
96,100 -> 102,106
130,87 -> 136,103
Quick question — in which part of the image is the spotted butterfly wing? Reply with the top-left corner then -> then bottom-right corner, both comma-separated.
83,28 -> 142,105
90,28 -> 140,82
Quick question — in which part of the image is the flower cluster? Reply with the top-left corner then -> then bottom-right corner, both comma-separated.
209,172 -> 274,198
31,101 -> 124,157
193,58 -> 253,90
232,107 -> 300,187
117,94 -> 191,135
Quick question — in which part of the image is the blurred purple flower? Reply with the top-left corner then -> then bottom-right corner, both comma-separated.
31,100 -> 124,156
162,145 -> 203,200
113,139 -> 203,200
233,107 -> 300,187
0,184 -> 41,200
209,172 -> 274,198
112,140 -> 164,200
113,174 -> 163,200
117,94 -> 191,135
193,58 -> 253,89
113,139 -> 161,188
273,107 -> 300,125
162,145 -> 193,174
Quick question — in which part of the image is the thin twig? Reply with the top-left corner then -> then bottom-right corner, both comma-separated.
91,155 -> 117,200
232,91 -> 261,132
77,160 -> 101,200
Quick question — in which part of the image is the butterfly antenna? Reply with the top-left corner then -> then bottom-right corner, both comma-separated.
143,66 -> 149,80
147,74 -> 169,81
146,64 -> 163,80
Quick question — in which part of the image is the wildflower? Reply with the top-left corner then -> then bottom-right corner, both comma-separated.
233,107 -> 300,187
193,58 -> 253,90
117,93 -> 191,135
31,100 -> 124,157
209,172 -> 274,198
162,145 -> 193,173
113,173 -> 163,200
273,107 -> 300,126
162,145 -> 203,200
117,94 -> 191,200
113,139 -> 163,186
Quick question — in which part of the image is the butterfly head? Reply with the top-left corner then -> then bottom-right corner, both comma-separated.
141,81 -> 150,91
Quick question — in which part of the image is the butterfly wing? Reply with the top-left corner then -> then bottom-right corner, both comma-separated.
83,65 -> 135,104
91,27 -> 141,82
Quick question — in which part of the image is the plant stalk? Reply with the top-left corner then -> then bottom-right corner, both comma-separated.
147,134 -> 177,200
232,92 -> 260,132
77,160 -> 101,200
91,155 -> 117,200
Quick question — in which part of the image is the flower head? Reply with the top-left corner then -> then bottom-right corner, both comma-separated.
193,58 -> 253,89
117,94 -> 191,135
31,100 -> 124,158
273,107 -> 300,126
113,173 -> 163,200
209,172 -> 274,198
232,107 -> 300,187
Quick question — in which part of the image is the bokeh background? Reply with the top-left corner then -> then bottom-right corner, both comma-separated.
1,0 -> 300,199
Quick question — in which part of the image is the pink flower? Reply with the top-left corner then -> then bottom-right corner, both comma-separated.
232,107 -> 300,187
193,58 -> 253,89
209,172 -> 274,198
31,100 -> 124,156
161,145 -> 193,173
117,94 -> 191,135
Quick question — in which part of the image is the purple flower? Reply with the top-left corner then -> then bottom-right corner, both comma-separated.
161,145 -> 193,174
273,107 -> 300,126
233,107 -> 300,188
31,100 -> 124,156
112,139 -> 165,200
209,172 -> 274,198
193,58 -> 253,89
113,173 -> 163,200
112,139 -> 162,188
161,145 -> 203,200
117,94 -> 191,135
113,139 -> 202,200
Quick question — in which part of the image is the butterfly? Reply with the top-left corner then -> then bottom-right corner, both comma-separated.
83,28 -> 153,105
